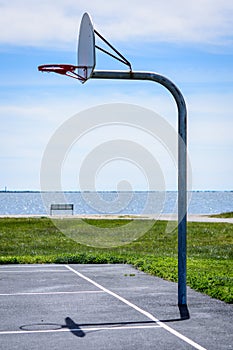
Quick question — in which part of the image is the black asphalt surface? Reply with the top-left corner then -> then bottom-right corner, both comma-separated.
0,264 -> 232,350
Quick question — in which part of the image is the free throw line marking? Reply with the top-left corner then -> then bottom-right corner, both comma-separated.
65,265 -> 207,350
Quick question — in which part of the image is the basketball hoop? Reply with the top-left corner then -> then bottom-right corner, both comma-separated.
38,14 -> 96,83
38,12 -> 131,83
38,64 -> 89,82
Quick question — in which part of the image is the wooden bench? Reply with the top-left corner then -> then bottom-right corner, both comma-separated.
50,204 -> 74,216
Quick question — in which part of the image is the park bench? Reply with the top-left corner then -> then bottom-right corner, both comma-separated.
50,204 -> 74,216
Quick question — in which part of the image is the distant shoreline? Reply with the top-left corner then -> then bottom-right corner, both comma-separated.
1,190 -> 233,193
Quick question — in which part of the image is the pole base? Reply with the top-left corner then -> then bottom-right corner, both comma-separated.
178,304 -> 190,320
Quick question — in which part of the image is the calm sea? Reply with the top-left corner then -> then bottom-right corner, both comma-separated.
0,191 -> 232,216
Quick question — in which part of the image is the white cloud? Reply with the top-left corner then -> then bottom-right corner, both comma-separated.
0,0 -> 233,48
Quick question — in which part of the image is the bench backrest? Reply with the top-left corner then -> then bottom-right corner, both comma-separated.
50,204 -> 74,215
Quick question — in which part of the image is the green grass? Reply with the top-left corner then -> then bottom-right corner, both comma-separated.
0,217 -> 232,303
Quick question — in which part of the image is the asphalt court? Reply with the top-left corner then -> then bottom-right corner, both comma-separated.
0,264 -> 232,350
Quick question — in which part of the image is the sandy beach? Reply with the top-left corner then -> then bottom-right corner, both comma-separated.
0,213 -> 233,224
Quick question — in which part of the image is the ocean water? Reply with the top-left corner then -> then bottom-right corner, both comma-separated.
0,191 -> 232,216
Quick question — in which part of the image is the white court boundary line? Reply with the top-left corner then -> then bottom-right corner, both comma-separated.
0,269 -> 68,273
0,291 -> 104,296
65,265 -> 207,350
0,265 -> 66,270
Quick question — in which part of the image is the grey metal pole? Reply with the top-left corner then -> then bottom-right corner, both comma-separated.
92,70 -> 187,306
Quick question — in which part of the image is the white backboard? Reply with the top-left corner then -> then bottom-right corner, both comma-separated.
78,13 -> 96,82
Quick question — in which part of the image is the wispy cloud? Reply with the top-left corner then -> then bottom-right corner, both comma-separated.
0,0 -> 233,48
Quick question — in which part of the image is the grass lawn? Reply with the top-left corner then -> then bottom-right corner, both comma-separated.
0,217 -> 232,303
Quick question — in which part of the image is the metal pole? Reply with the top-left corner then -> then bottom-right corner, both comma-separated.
92,70 -> 187,306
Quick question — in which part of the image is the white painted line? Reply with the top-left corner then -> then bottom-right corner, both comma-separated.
0,264 -> 66,270
65,265 -> 207,350
0,324 -> 160,335
0,265 -> 63,268
0,270 -> 68,273
0,290 -> 104,296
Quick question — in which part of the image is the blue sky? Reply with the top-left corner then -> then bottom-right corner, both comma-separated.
0,0 -> 233,191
